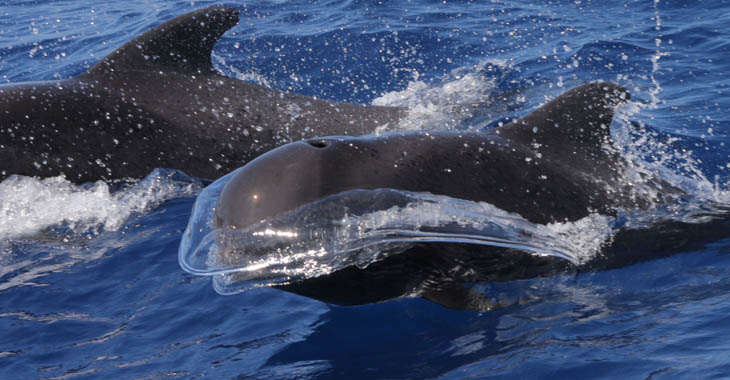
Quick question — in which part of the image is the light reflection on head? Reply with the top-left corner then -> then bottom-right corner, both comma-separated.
252,228 -> 298,238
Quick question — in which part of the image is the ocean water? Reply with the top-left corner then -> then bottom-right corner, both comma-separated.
2,0 -> 730,379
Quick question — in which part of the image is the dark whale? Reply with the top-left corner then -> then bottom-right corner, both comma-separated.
216,82 -> 672,228
0,6 -> 402,183
210,82 -> 700,310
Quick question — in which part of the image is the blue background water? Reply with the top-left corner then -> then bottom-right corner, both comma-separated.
2,0 -> 730,378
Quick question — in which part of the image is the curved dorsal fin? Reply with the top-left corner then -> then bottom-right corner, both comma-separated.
88,6 -> 239,75
498,82 -> 630,158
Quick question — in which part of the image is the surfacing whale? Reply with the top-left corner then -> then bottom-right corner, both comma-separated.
0,6 -> 402,183
197,82 -> 703,310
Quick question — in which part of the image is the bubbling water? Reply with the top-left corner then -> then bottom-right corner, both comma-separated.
372,60 -> 510,133
0,168 -> 202,242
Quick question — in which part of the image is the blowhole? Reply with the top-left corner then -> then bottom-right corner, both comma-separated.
308,140 -> 329,148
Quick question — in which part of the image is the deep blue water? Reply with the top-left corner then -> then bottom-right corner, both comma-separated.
2,0 -> 730,379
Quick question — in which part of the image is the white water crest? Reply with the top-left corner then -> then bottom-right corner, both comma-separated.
611,98 -> 730,206
372,60 -> 509,133
0,168 -> 202,242
0,169 -> 203,292
212,51 -> 274,88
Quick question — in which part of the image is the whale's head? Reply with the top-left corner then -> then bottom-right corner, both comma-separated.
214,138 -> 341,230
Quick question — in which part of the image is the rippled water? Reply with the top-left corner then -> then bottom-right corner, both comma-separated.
2,0 -> 730,378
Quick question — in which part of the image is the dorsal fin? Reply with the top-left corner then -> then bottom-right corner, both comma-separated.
497,82 -> 630,158
87,6 -> 239,75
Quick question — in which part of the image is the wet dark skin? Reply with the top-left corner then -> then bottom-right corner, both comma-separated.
0,6 -> 403,183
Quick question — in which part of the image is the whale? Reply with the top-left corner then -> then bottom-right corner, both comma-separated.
215,82 -> 674,228
0,6 -> 403,183
206,82 -> 705,310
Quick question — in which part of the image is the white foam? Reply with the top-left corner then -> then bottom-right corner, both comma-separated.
345,193 -> 615,265
545,213 -> 616,264
371,61 -> 506,132
0,169 -> 202,241
211,52 -> 273,88
611,102 -> 725,203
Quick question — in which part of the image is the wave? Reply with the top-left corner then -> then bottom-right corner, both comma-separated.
0,168 -> 202,242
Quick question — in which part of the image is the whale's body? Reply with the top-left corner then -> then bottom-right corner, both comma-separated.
209,82 -> 693,309
215,82 -> 667,229
0,6 -> 402,183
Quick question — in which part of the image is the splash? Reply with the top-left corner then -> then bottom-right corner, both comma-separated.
371,61 -> 508,132
0,169 -> 203,292
610,98 -> 730,206
648,0 -> 668,108
0,169 -> 202,241
603,0 -> 728,206
211,51 -> 273,88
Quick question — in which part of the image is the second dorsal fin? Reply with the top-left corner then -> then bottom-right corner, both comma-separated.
497,82 -> 630,158
88,6 -> 239,75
